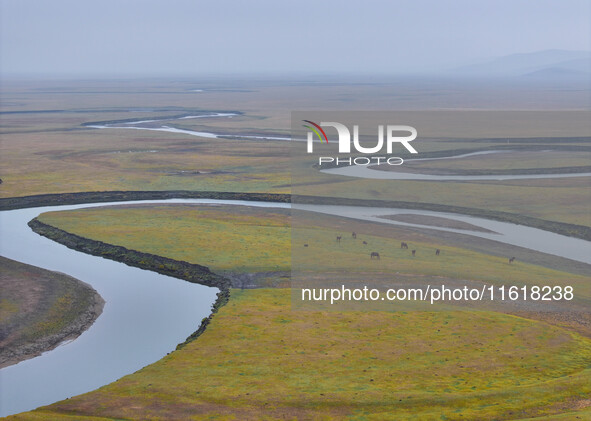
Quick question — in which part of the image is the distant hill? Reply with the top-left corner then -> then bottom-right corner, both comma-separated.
523,67 -> 588,79
452,50 -> 590,79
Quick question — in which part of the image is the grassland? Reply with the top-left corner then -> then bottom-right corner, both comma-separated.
36,204 -> 590,297
2,78 -> 590,419
0,256 -> 104,368
1,79 -> 590,227
38,204 -> 291,274
8,288 -> 591,420
18,203 -> 588,419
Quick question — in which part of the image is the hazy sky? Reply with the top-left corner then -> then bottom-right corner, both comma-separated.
1,0 -> 589,77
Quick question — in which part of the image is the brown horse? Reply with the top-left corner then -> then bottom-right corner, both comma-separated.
370,252 -> 380,259
435,249 -> 440,256
411,250 -> 416,256
401,242 -> 408,249
509,257 -> 515,264
336,236 -> 342,243
362,241 -> 368,245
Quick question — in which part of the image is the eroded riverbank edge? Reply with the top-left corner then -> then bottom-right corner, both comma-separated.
4,190 -> 591,352
0,256 -> 105,369
26,218 -> 232,349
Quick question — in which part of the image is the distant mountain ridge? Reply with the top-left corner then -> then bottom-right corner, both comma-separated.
452,50 -> 590,79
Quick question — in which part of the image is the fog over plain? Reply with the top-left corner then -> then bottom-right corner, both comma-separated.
0,0 -> 589,78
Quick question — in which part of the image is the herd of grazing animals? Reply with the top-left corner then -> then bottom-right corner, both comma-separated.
332,234 -> 440,259
307,233 -> 516,264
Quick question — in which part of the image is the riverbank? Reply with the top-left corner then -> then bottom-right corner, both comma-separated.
9,191 -> 591,358
14,288 -> 591,421
0,202 -> 220,416
4,197 -> 590,419
28,217 -> 231,324
0,190 -> 589,240
0,256 -> 105,368
27,218 -> 232,346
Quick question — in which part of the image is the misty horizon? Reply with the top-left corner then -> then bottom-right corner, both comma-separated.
1,0 -> 589,78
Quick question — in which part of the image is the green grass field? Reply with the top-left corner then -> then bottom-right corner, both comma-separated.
14,203 -> 588,419
2,79 -> 591,420
38,204 -> 291,273
9,289 -> 591,420
37,204 -> 590,295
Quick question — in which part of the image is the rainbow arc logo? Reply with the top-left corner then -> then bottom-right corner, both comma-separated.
302,120 -> 328,143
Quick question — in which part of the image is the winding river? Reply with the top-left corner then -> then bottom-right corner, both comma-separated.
321,149 -> 591,181
0,110 -> 587,416
87,113 -> 291,141
88,115 -> 590,181
1,196 -> 590,416
321,165 -> 591,181
0,202 -> 223,417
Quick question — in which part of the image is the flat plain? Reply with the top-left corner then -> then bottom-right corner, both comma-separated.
1,77 -> 590,420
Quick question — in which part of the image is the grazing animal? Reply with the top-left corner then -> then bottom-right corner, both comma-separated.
509,257 -> 515,264
362,241 -> 368,245
352,232 -> 357,239
435,249 -> 440,256
304,244 -> 308,247
336,236 -> 342,243
370,252 -> 380,259
411,250 -> 416,256
401,242 -> 408,249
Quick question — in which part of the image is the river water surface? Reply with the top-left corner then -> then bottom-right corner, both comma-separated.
89,117 -> 590,181
1,198 -> 589,416
0,202 -> 221,416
